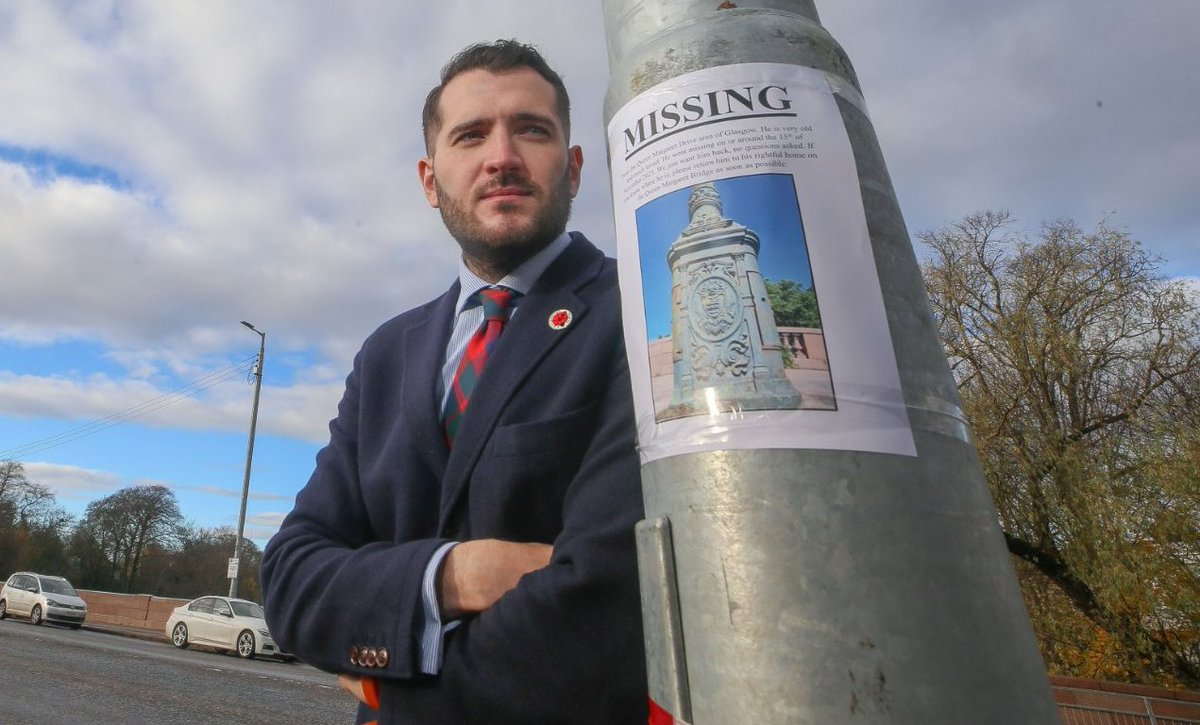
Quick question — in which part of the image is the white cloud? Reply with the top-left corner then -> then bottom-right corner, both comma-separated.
0,371 -> 340,451
820,1 -> 1200,276
245,512 -> 288,543
249,511 -> 286,529
1,0 -> 1197,455
0,1 -> 621,442
19,461 -> 294,541
21,461 -> 122,502
180,484 -> 292,503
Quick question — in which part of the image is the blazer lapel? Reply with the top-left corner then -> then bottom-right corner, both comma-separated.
437,236 -> 603,533
403,284 -> 459,483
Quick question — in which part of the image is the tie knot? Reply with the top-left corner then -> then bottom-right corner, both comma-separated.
477,287 -> 517,321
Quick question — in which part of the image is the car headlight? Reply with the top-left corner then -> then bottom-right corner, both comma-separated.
258,628 -> 272,638
46,598 -> 61,607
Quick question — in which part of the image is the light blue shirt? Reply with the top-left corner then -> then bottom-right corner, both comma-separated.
419,232 -> 573,674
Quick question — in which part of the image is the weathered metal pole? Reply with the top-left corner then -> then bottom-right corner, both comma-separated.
229,321 -> 265,599
601,2 -> 1058,722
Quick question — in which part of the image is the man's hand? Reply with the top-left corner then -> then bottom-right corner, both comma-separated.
338,674 -> 369,706
439,539 -> 552,619
337,674 -> 379,709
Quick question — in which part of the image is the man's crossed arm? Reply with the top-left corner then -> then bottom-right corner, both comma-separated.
338,539 -> 552,704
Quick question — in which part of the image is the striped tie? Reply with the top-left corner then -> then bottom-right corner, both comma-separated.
442,287 -> 517,444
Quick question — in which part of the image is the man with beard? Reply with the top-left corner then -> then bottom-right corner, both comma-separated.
261,40 -> 647,724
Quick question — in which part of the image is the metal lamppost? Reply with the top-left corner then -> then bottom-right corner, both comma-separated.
229,321 -> 265,599
601,1 -> 1058,722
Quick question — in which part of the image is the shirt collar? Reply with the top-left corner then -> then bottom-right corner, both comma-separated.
453,231 -> 573,312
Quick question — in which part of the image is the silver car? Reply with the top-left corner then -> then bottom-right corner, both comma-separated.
166,596 -> 291,661
0,572 -> 88,628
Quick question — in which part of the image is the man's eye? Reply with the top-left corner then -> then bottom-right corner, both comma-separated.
456,131 -> 484,143
520,125 -> 550,137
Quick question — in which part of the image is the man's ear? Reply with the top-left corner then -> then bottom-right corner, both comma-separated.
567,145 -> 583,198
417,157 -> 439,208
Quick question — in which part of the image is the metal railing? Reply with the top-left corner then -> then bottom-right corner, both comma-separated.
1060,704 -> 1198,724
1056,685 -> 1200,725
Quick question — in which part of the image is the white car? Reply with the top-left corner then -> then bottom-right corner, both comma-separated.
0,572 -> 88,628
165,595 -> 291,661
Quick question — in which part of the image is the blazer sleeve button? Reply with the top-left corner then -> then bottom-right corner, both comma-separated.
377,647 -> 389,667
349,645 -> 360,666
363,648 -> 378,667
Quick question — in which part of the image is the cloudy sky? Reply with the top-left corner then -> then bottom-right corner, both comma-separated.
2,1 -> 1197,547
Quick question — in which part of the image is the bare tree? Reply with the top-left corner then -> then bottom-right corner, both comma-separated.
142,525 -> 263,600
0,460 -> 49,521
76,485 -> 184,592
0,460 -> 72,574
921,211 -> 1200,686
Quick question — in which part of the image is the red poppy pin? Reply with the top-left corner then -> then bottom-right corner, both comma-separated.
548,309 -> 573,330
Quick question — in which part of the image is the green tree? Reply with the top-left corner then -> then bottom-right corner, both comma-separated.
765,278 -> 822,329
921,211 -> 1200,687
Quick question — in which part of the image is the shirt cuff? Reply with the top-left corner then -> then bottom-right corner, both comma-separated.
419,541 -> 460,674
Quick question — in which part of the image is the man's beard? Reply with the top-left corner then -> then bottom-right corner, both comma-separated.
437,168 -> 573,279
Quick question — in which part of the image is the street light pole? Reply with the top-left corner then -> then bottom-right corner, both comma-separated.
601,2 -> 1058,722
229,320 -> 265,599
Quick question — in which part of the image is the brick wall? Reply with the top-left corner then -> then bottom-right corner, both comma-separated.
78,589 -> 189,633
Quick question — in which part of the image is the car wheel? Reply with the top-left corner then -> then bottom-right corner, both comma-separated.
0,599 -> 7,620
30,604 -> 43,626
171,622 -> 190,649
237,630 -> 256,659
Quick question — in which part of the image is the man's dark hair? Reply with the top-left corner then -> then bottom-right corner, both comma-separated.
422,39 -> 571,153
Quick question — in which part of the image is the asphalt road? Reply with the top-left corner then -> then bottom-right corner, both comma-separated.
0,617 -> 356,724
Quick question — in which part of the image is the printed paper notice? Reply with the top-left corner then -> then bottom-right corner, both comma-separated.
607,63 -> 916,463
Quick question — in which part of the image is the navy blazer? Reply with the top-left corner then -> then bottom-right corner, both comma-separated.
261,234 -> 648,723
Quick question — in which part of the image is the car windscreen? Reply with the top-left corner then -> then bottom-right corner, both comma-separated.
230,601 -> 265,619
38,577 -> 78,596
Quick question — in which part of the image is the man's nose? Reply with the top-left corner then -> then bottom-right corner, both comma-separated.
483,132 -> 525,175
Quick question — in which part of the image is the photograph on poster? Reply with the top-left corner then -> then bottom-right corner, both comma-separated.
634,173 -> 835,422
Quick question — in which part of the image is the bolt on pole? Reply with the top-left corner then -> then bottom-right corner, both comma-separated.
601,2 -> 1058,722
230,322 -> 265,599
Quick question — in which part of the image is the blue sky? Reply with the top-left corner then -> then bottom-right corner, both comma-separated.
1,1 -> 1198,550
0,144 -> 132,190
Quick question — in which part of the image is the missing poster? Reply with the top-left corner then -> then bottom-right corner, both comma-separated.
607,63 -> 916,463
